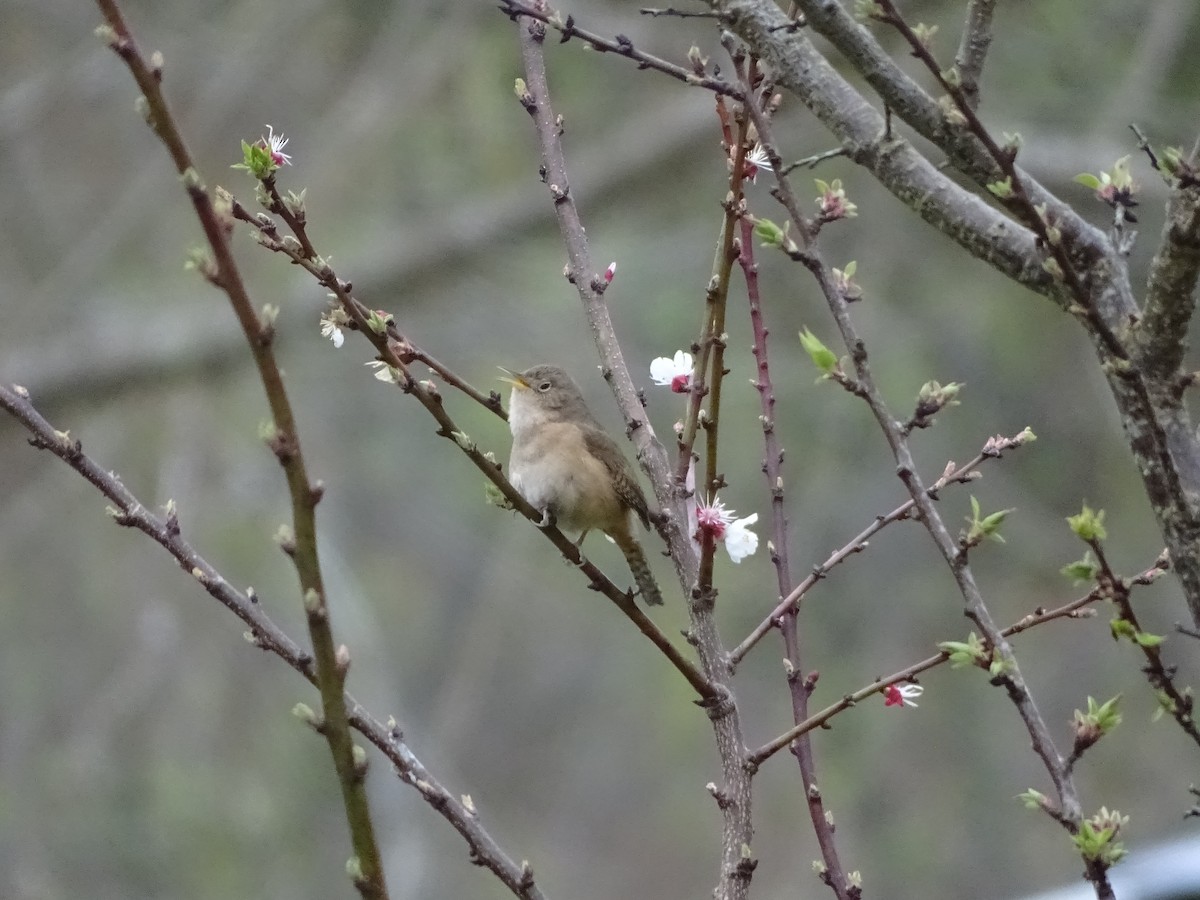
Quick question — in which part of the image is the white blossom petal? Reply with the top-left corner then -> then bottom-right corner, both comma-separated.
724,513 -> 759,563
649,350 -> 694,386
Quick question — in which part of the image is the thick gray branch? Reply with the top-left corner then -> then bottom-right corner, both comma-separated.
954,0 -> 997,110
1138,180 -> 1200,379
715,0 -> 1052,297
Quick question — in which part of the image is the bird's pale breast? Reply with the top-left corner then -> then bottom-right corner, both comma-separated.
510,421 -> 627,534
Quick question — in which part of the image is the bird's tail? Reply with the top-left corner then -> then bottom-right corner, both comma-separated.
611,529 -> 664,606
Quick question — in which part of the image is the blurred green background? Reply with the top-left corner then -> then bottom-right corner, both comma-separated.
2,1 -> 1199,898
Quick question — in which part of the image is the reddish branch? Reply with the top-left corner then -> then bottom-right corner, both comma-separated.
738,201 -> 852,895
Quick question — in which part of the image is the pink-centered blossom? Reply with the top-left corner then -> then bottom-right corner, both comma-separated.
743,144 -> 773,184
693,497 -> 759,563
650,350 -> 693,394
262,124 -> 292,167
883,682 -> 924,708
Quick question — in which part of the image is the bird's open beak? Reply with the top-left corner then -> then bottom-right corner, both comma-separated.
497,367 -> 530,390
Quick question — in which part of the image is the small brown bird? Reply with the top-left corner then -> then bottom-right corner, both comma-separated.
501,364 -> 663,606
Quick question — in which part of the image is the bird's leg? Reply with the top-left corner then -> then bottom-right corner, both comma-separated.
574,528 -> 591,548
538,508 -> 556,528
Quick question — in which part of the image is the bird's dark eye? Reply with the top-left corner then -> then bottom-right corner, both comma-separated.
537,381 -> 552,392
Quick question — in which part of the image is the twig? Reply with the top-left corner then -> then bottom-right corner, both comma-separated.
640,6 -> 726,18
747,554 -> 1168,766
780,147 -> 847,175
1090,541 -> 1199,747
730,435 -> 1030,668
0,383 -> 549,900
92,4 -> 389,894
687,59 -> 756,597
240,181 -> 507,419
499,0 -> 741,99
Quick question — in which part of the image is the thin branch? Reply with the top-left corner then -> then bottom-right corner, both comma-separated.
253,178 -> 508,420
748,554 -> 1169,766
738,199 -> 852,896
730,434 -> 1032,668
1090,541 -> 1199,747
687,68 -> 755,596
780,146 -> 847,175
500,0 -> 741,99
640,6 -> 727,18
92,4 -> 389,894
953,0 -> 997,110
513,16 -> 755,900
0,383 -> 549,900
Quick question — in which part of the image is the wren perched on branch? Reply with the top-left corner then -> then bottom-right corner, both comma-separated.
502,364 -> 663,606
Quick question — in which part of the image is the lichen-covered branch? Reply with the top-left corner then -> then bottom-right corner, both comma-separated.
954,0 -> 998,110
1137,153 -> 1200,380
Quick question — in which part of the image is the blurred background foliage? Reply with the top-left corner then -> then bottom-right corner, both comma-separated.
2,0 -> 1199,898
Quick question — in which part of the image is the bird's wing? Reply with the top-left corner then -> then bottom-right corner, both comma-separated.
581,426 -> 652,529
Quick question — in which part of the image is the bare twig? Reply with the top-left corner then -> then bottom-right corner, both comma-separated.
641,6 -> 727,18
780,146 -> 847,175
251,178 -> 508,419
687,68 -> 756,596
500,0 -> 741,99
730,435 -> 1031,668
748,554 -> 1168,766
0,383 -> 549,900
1090,541 -> 1198,747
